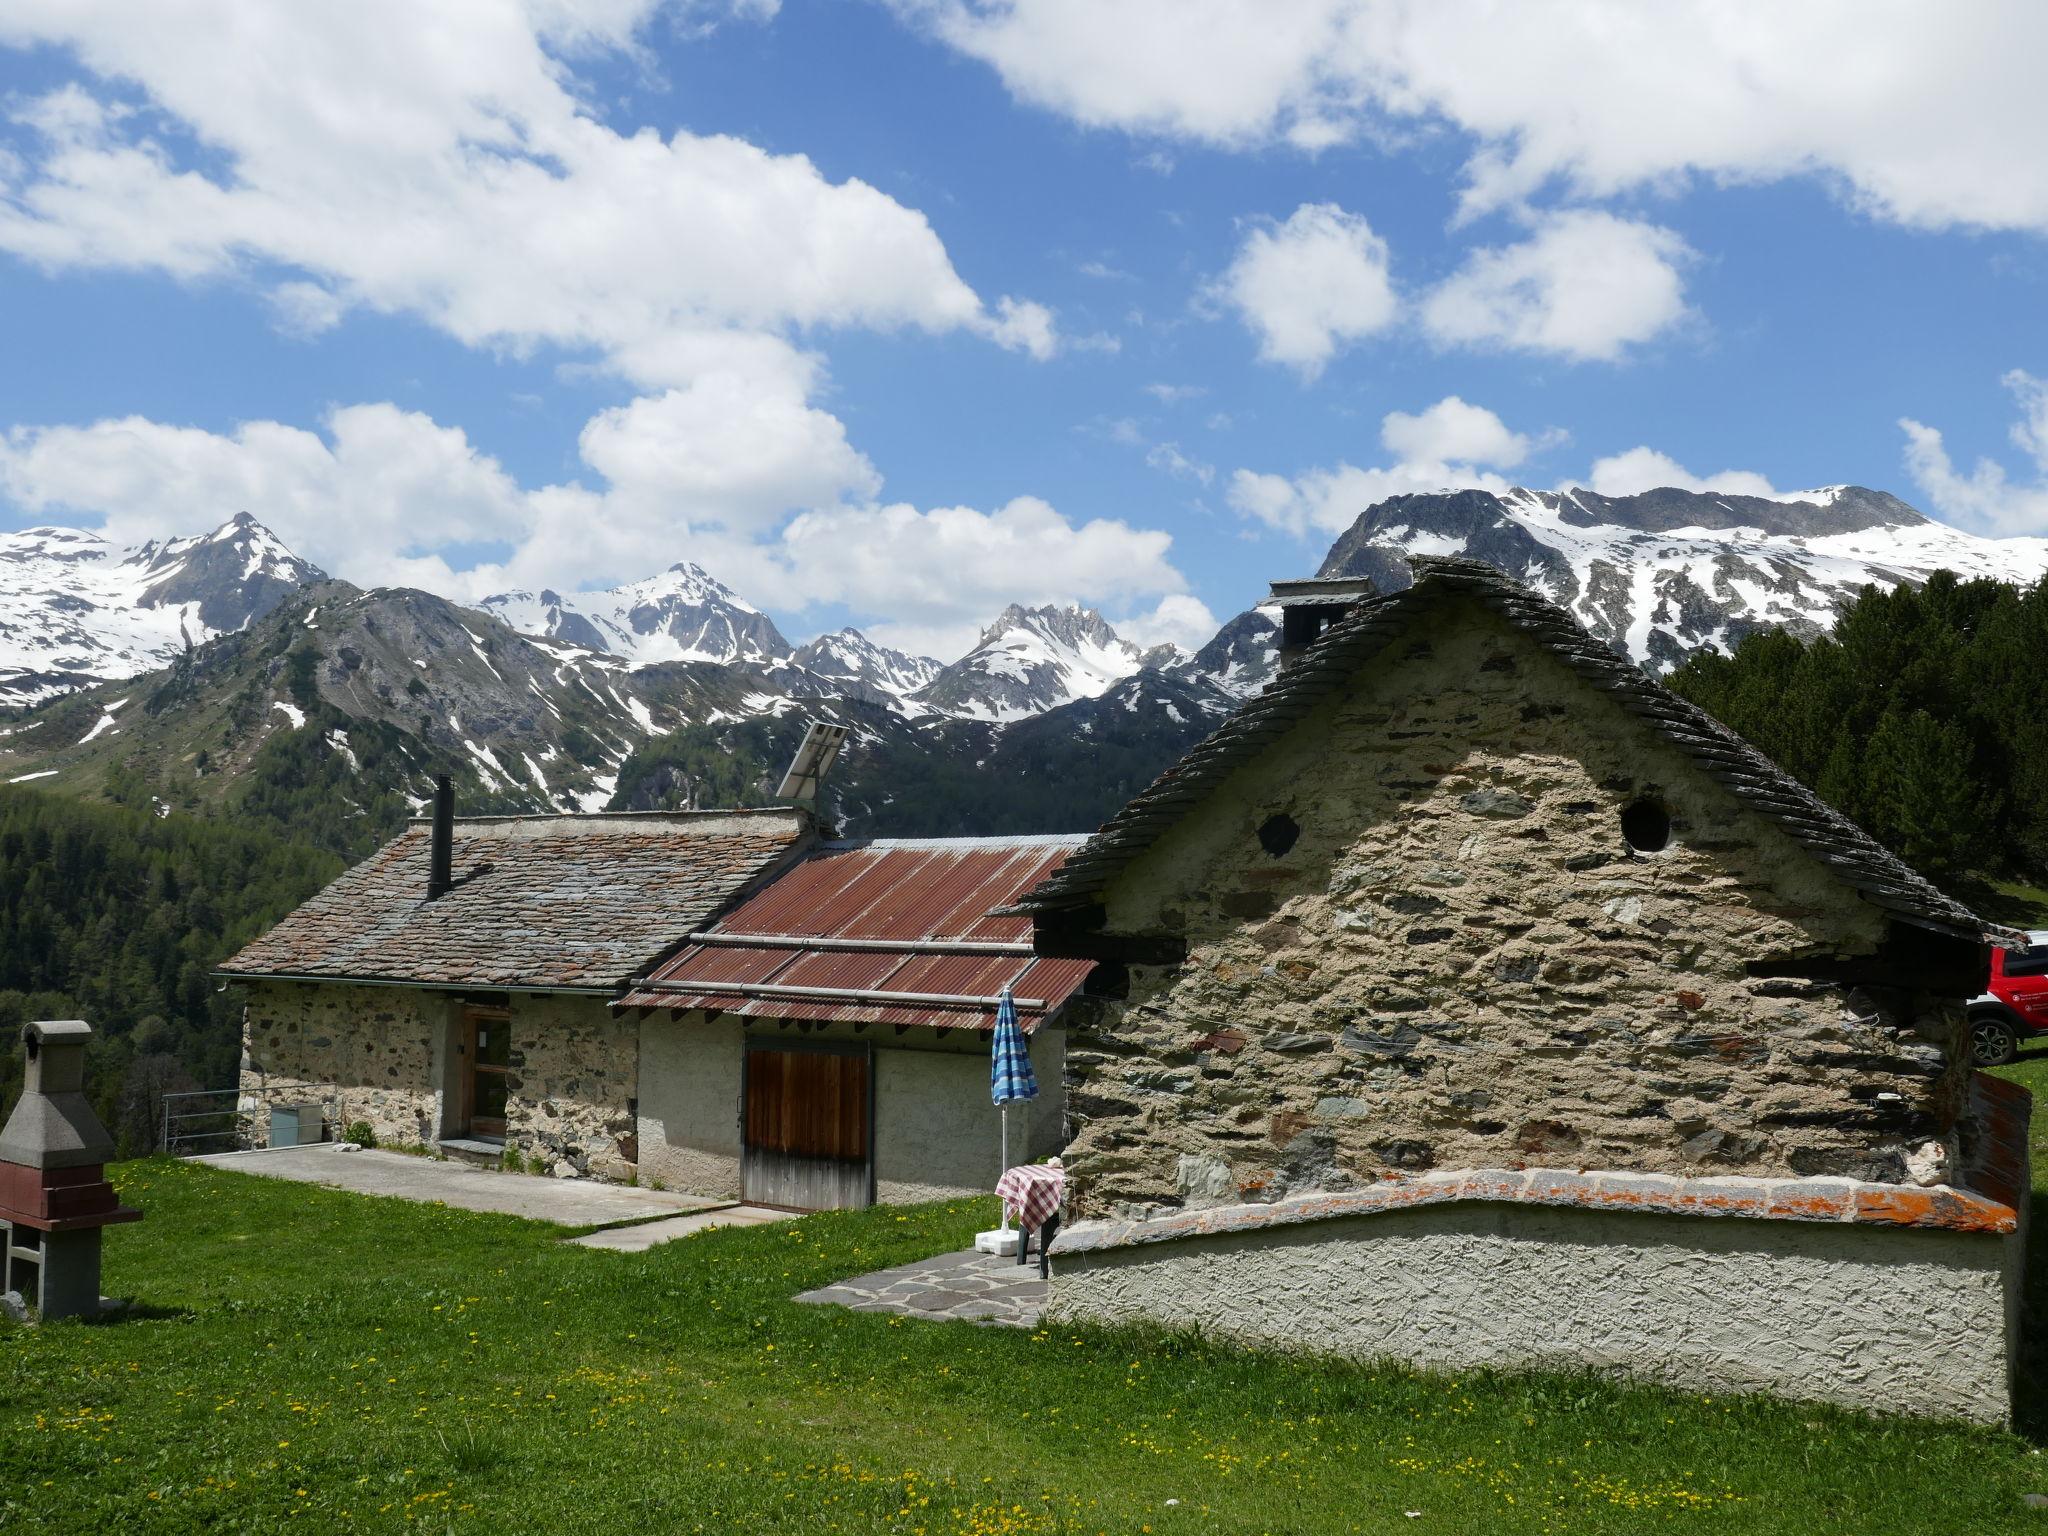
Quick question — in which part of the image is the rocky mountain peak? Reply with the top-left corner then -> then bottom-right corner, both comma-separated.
0,512 -> 323,709
477,561 -> 790,668
788,627 -> 942,701
1316,483 -> 2048,671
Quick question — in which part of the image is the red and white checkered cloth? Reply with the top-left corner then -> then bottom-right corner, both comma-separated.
996,1163 -> 1066,1230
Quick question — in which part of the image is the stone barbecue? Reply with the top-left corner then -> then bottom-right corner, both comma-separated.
0,1020 -> 141,1321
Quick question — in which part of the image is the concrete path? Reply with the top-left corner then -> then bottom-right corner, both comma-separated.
568,1204 -> 793,1251
796,1249 -> 1048,1328
191,1144 -> 720,1228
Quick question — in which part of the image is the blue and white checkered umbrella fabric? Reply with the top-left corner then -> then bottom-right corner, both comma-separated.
989,983 -> 1038,1106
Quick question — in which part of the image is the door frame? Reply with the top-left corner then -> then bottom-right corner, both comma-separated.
739,1034 -> 876,1209
462,1003 -> 512,1139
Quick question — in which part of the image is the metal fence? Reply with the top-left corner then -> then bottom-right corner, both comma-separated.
160,1085 -> 337,1157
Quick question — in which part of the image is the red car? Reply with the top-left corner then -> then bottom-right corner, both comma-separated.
1970,931 -> 2048,1066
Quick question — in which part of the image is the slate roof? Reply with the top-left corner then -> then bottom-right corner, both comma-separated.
618,836 -> 1094,1030
219,809 -> 812,990
1023,555 -> 1987,940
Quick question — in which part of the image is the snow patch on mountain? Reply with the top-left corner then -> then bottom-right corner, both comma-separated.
1317,485 -> 2048,672
477,563 -> 791,668
912,604 -> 1154,722
0,512 -> 323,708
789,627 -> 943,702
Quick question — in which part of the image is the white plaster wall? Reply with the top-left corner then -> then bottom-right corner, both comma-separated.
1051,1204 -> 2016,1426
637,1016 -> 1068,1205
636,1013 -> 743,1199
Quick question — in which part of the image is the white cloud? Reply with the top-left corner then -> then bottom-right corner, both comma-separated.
0,1 -> 1054,390
1379,395 -> 1531,469
0,398 -> 1196,654
1143,382 -> 1208,404
1144,442 -> 1212,485
1115,592 -> 1219,653
1216,202 -> 1396,377
888,2 -> 2048,235
1420,211 -> 1690,363
0,405 -> 537,588
1900,370 -> 2048,538
1567,446 -> 1778,500
765,495 -> 1189,659
574,378 -> 880,535
1227,394 -> 1530,536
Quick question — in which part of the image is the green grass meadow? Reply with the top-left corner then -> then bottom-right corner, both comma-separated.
7,1118 -> 2048,1535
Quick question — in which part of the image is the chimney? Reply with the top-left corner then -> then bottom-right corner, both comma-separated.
1268,576 -> 1377,672
426,774 -> 455,900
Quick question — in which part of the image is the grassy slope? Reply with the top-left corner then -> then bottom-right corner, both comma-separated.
5,1163 -> 2047,1534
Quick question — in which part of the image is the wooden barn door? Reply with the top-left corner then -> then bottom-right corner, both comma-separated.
741,1038 -> 873,1211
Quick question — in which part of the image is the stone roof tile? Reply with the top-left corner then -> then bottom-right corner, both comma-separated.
219,809 -> 811,990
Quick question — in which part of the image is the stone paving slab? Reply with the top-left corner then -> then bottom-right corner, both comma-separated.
796,1248 -> 1048,1328
569,1204 -> 794,1250
191,1145 -> 720,1227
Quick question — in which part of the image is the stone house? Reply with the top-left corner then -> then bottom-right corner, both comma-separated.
221,801 -> 1081,1203
1025,555 -> 2029,1425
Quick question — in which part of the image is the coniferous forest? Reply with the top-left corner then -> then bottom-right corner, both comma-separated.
1667,571 -> 2048,893
0,788 -> 339,1151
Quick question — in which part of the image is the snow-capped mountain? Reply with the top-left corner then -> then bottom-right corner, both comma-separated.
477,563 -> 792,668
788,628 -> 943,701
1317,485 -> 2048,671
910,603 -> 1157,722
0,512 -> 322,708
1171,607 -> 1281,700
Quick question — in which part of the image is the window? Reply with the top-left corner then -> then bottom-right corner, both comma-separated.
1620,799 -> 1671,854
1258,812 -> 1300,857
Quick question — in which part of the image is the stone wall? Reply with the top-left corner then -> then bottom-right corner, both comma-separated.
502,994 -> 638,1180
1049,1198 -> 2018,1426
637,1013 -> 1066,1204
239,982 -> 636,1175
1064,603 -> 1969,1219
239,980 -> 448,1148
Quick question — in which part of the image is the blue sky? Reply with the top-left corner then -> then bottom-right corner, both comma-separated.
2,1 -> 2046,658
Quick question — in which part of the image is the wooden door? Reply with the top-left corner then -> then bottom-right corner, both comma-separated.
465,1006 -> 511,1139
741,1040 -> 872,1210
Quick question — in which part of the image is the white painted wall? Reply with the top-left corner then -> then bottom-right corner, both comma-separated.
636,1012 -> 743,1199
1052,1202 -> 2018,1425
636,1015 -> 1067,1205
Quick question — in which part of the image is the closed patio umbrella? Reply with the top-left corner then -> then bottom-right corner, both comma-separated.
989,982 -> 1037,1231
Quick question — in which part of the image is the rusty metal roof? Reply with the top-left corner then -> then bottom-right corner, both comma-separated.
617,836 -> 1095,1029
219,809 -> 812,990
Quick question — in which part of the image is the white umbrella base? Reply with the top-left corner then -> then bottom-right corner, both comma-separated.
974,1228 -> 1022,1256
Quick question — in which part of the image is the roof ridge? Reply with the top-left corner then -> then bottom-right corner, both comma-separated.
1023,559 -> 1985,939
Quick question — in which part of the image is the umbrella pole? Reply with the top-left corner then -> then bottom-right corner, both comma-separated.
999,1103 -> 1011,1232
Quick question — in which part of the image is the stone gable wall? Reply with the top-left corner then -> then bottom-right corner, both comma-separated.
1064,603 -> 1968,1218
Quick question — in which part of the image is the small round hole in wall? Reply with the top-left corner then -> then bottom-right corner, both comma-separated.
1620,798 -> 1671,854
1257,812 -> 1301,858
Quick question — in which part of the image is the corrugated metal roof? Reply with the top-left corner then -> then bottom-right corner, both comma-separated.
618,836 -> 1094,1029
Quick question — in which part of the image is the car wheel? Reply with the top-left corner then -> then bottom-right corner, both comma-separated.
1971,1014 -> 2019,1067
